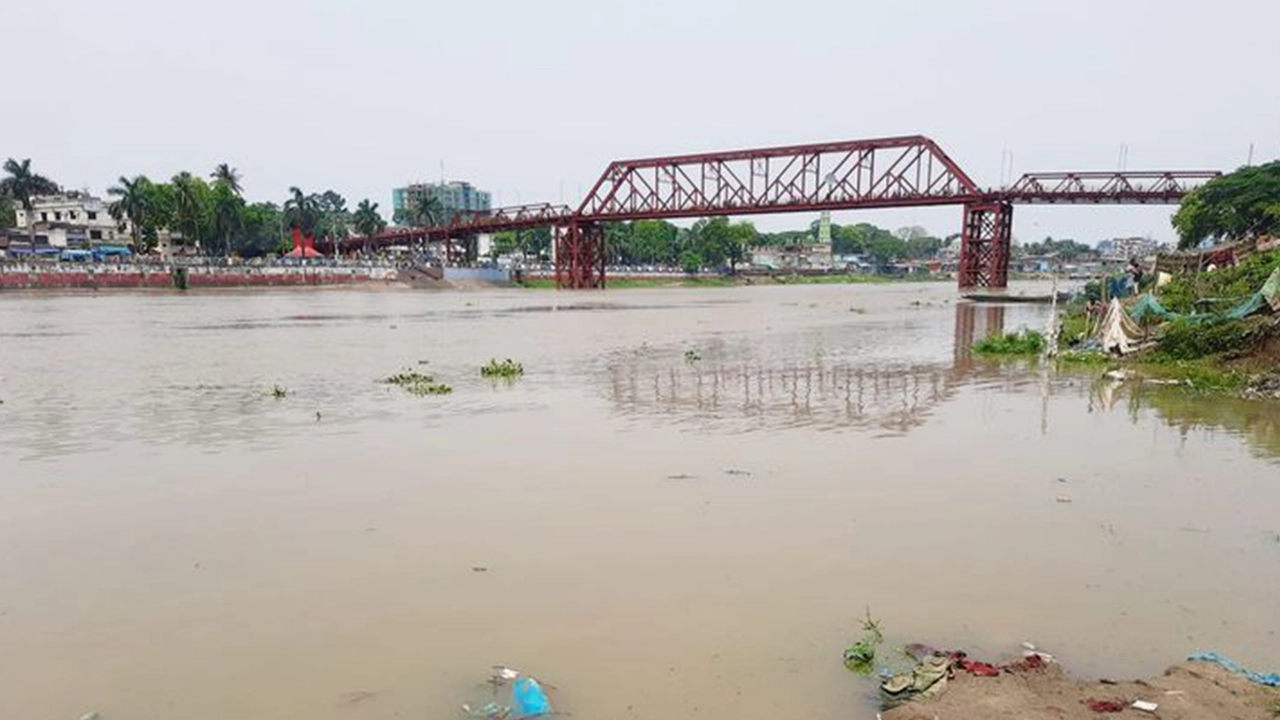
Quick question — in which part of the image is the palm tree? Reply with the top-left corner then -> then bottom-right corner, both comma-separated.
1,158 -> 60,244
107,175 -> 151,247
210,163 -> 242,196
210,184 -> 243,257
283,186 -> 320,241
411,191 -> 445,227
170,172 -> 207,251
353,199 -> 386,239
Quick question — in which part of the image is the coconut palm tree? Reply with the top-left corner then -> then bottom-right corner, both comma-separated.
210,184 -> 244,256
353,199 -> 386,239
210,163 -> 242,196
1,158 -> 60,243
283,186 -> 320,241
412,191 -> 445,227
107,175 -> 151,246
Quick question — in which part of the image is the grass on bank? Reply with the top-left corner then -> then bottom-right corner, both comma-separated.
973,329 -> 1047,355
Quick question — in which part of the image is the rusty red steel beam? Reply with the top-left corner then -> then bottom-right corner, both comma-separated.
1000,171 -> 1221,204
575,135 -> 982,221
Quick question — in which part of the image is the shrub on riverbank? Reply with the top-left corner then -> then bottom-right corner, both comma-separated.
1158,250 -> 1280,314
1153,318 -> 1261,361
973,329 -> 1046,355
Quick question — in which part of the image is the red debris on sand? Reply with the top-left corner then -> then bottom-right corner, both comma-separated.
1004,654 -> 1048,673
960,659 -> 1001,677
1082,698 -> 1126,713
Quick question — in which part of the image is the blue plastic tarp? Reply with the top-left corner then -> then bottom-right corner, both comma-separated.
1188,651 -> 1280,687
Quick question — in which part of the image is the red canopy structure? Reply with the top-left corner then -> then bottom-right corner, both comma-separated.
286,227 -> 323,258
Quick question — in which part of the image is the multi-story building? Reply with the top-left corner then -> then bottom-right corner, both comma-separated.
1098,236 -> 1158,260
392,181 -> 492,225
13,192 -> 129,247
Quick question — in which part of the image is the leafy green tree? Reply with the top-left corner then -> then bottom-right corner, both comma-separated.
352,199 -> 386,239
603,222 -> 634,264
679,248 -> 704,274
628,219 -> 679,264
1,158 -> 60,243
209,183 -> 244,256
1173,161 -> 1280,249
314,190 -> 350,243
141,182 -> 176,250
836,223 -> 893,257
489,230 -> 520,259
234,202 -> 285,257
726,221 -> 757,270
759,229 -> 812,248
0,194 -> 14,228
521,227 -> 552,259
210,163 -> 242,196
170,172 -> 211,250
905,235 -> 943,259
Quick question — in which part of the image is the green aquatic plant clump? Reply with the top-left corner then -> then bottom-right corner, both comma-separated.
480,358 -> 525,379
382,370 -> 453,396
383,370 -> 433,386
973,329 -> 1047,356
843,607 -> 886,675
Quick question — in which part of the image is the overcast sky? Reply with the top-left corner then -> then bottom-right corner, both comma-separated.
4,0 -> 1277,244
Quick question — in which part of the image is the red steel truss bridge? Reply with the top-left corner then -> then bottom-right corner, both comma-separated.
333,135 -> 1219,289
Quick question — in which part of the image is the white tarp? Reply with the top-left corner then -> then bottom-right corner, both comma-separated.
1101,298 -> 1152,355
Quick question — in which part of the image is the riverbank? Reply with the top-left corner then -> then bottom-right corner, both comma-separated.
882,658 -> 1280,720
0,262 -> 400,290
1026,249 -> 1280,398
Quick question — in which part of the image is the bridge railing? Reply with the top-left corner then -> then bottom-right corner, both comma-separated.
1002,171 -> 1221,204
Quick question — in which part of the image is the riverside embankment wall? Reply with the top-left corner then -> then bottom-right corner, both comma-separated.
0,263 -> 400,290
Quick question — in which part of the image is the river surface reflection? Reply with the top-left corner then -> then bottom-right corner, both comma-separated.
0,285 -> 1277,720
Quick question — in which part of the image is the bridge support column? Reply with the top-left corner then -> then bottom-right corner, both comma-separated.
958,201 -> 1012,289
554,222 -> 606,289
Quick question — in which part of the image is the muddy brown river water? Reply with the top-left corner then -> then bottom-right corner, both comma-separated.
1,283 -> 1278,720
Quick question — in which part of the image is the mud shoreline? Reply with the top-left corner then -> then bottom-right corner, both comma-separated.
882,659 -> 1279,720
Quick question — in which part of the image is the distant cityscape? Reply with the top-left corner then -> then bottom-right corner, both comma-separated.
2,174 -> 1166,277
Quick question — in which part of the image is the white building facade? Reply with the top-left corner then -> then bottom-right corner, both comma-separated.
14,193 -> 129,247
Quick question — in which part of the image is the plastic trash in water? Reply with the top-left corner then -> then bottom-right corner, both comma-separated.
511,677 -> 552,718
1187,651 -> 1280,687
493,666 -> 521,681
462,702 -> 510,720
